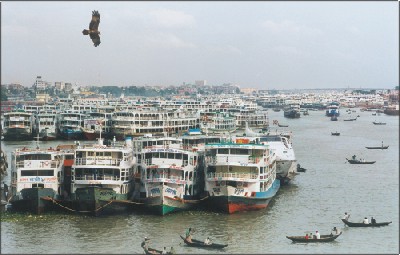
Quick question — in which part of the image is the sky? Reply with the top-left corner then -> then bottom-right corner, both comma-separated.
1,1 -> 399,90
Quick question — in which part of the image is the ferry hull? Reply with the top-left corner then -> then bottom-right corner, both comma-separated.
3,128 -> 33,141
141,195 -> 195,216
58,129 -> 83,140
207,180 -> 280,214
38,129 -> 57,141
9,188 -> 56,214
73,187 -> 130,216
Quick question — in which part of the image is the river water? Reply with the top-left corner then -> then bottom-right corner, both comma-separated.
1,108 -> 398,254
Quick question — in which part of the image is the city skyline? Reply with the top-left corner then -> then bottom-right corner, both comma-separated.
2,1 -> 399,90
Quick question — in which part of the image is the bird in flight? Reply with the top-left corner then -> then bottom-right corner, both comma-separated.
82,10 -> 101,47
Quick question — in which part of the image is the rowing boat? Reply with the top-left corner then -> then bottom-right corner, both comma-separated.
341,219 -> 392,227
286,232 -> 342,243
180,235 -> 228,249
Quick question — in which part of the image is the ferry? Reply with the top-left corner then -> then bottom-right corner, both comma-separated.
111,109 -> 199,140
326,102 -> 340,117
64,137 -> 137,216
244,123 -> 297,185
57,111 -> 88,140
8,145 -> 66,214
132,135 -> 204,215
35,109 -> 58,141
200,112 -> 237,135
82,112 -> 113,140
2,111 -> 34,141
204,136 -> 280,214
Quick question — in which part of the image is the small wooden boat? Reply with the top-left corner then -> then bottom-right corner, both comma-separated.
372,121 -> 386,125
346,158 -> 376,164
278,124 -> 289,127
180,235 -> 228,249
341,219 -> 392,227
143,247 -> 172,255
331,132 -> 340,136
286,232 -> 342,243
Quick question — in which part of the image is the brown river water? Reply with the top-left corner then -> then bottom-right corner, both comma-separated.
1,108 -> 398,254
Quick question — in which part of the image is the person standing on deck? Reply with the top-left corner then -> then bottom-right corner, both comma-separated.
343,212 -> 350,220
363,217 -> 369,224
315,231 -> 320,239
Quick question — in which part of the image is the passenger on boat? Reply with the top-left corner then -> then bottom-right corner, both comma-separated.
309,232 -> 313,239
315,231 -> 320,239
141,237 -> 150,250
161,247 -> 167,254
169,247 -> 175,254
352,155 -> 356,160
363,217 -> 369,224
371,217 -> 376,224
185,228 -> 193,243
204,237 -> 212,245
305,234 -> 309,240
343,212 -> 350,220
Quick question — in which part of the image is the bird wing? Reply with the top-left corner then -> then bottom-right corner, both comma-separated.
90,33 -> 101,47
89,10 -> 100,31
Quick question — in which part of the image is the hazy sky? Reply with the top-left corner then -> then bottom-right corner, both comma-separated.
2,1 -> 398,90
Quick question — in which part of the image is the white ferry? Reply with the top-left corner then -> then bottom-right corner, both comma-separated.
200,112 -> 237,135
35,109 -> 58,141
8,145 -> 65,214
245,123 -> 297,185
204,136 -> 280,214
2,111 -> 34,141
132,135 -> 204,215
57,111 -> 88,140
65,137 -> 137,216
111,109 -> 199,140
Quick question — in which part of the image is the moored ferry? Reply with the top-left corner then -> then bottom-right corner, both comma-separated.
245,123 -> 297,185
8,145 -> 66,214
64,137 -> 137,216
2,111 -> 34,141
82,112 -> 113,140
57,111 -> 88,140
204,136 -> 280,214
132,135 -> 204,215
111,109 -> 199,140
35,109 -> 58,141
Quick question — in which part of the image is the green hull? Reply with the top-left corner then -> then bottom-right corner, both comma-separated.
73,187 -> 130,216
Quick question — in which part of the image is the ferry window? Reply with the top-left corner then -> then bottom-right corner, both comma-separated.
32,184 -> 45,188
145,153 -> 152,159
218,148 -> 229,154
175,153 -> 182,159
88,151 -> 94,156
105,152 -> 111,157
21,170 -> 54,176
159,152 -> 166,158
65,155 -> 74,160
168,153 -> 174,159
183,154 -> 188,161
76,152 -> 83,158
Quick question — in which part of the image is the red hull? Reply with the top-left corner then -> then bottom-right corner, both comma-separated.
83,131 -> 99,140
227,202 -> 268,214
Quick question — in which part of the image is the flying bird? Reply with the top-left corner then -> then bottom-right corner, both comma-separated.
82,10 -> 101,47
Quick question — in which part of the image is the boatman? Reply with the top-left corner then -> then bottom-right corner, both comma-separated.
141,237 -> 150,250
343,212 -> 350,220
185,228 -> 193,243
363,217 -> 369,224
